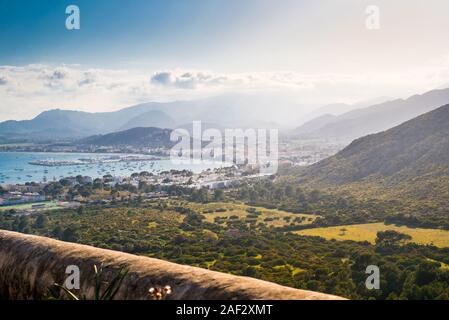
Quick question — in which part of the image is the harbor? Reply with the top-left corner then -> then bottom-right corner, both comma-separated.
0,152 -> 222,185
28,154 -> 162,167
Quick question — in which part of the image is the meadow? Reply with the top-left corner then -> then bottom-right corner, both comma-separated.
166,200 -> 318,228
295,222 -> 449,248
2,201 -> 449,299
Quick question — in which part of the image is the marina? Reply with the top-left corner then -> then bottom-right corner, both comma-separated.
28,154 -> 161,167
0,152 -> 223,185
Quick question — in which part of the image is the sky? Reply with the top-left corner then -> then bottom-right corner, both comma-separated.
1,0 -> 449,122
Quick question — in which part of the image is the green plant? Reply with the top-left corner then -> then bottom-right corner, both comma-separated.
54,264 -> 129,300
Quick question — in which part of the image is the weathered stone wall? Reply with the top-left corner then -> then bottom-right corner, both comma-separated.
0,230 -> 344,300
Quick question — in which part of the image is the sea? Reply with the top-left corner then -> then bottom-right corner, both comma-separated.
0,152 -> 220,185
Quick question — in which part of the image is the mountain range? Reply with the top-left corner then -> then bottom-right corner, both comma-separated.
0,94 -> 307,142
300,103 -> 449,201
294,88 -> 449,142
297,96 -> 392,125
2,88 -> 449,144
0,106 -> 175,141
78,127 -> 174,148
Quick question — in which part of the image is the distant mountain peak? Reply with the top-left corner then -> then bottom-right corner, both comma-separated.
301,103 -> 449,186
294,87 -> 449,142
78,126 -> 174,148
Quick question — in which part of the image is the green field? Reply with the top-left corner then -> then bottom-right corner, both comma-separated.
295,222 -> 449,248
0,201 -> 61,211
174,201 -> 318,228
1,201 -> 449,299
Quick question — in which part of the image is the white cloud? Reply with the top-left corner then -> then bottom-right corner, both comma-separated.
151,70 -> 230,89
0,65 -> 335,121
1,60 -> 449,122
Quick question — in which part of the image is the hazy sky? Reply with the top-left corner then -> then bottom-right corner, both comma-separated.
1,0 -> 449,121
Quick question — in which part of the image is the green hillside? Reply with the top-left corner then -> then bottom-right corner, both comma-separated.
302,104 -> 449,185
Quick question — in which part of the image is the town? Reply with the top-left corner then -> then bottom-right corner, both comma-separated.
0,163 -> 270,215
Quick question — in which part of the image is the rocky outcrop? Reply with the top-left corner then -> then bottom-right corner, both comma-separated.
0,230 -> 344,300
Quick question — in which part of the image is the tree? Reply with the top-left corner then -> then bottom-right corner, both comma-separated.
34,214 -> 49,228
17,216 -> 30,233
59,178 -> 73,187
52,225 -> 63,239
415,262 -> 438,286
77,206 -> 84,215
76,175 -> 84,184
77,185 -> 93,197
375,230 -> 412,253
138,181 -> 148,191
67,188 -> 78,201
285,185 -> 294,198
62,225 -> 79,242
336,198 -> 348,209
296,188 -> 306,203
93,178 -> 104,190
309,190 -> 321,203
213,189 -> 225,201
191,188 -> 210,203
43,182 -> 64,198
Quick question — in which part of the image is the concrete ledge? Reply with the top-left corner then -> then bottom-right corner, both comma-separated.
0,230 -> 345,300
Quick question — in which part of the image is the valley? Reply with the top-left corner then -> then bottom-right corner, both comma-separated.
1,89 -> 449,300
2,197 -> 449,300
163,200 -> 318,228
2,0 -> 449,303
